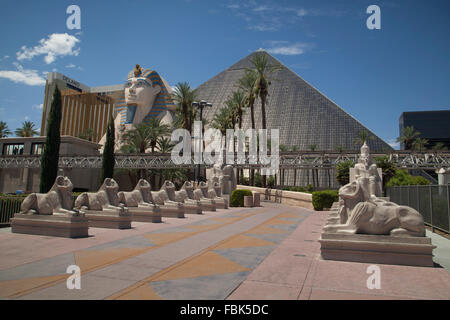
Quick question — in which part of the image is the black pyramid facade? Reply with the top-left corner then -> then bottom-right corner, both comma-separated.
196,50 -> 392,152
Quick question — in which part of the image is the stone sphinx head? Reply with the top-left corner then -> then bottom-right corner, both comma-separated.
134,179 -> 152,203
181,181 -> 195,198
50,176 -> 74,209
50,176 -> 73,193
99,178 -> 120,205
124,65 -> 161,125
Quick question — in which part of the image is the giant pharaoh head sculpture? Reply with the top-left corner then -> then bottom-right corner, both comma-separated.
124,64 -> 162,125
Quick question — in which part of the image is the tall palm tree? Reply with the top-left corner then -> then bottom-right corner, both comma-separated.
354,129 -> 374,146
211,106 -> 233,136
249,52 -> 282,130
250,52 -> 282,187
397,126 -> 420,150
237,70 -> 258,185
171,82 -> 197,133
412,138 -> 429,152
15,121 -> 39,137
0,121 -> 11,138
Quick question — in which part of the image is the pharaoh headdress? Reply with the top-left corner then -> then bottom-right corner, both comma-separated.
114,65 -> 176,125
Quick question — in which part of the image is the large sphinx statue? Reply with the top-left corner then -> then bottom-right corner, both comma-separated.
323,142 -> 425,237
11,176 -> 89,238
99,64 -> 176,151
75,178 -> 132,229
118,179 -> 162,223
210,164 -> 236,196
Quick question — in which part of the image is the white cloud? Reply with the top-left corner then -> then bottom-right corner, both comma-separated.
32,103 -> 43,110
227,4 -> 240,9
24,116 -> 30,120
388,139 -> 400,149
17,33 -> 80,64
297,8 -> 308,17
0,62 -> 46,86
249,24 -> 278,32
253,5 -> 270,12
66,63 -> 76,68
265,42 -> 311,55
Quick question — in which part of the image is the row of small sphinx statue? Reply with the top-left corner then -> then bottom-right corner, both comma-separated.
19,176 -> 231,220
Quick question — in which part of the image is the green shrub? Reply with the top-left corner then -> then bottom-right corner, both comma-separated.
254,173 -> 263,187
267,176 -> 275,188
230,189 -> 253,207
336,160 -> 355,186
306,184 -> 314,193
241,177 -> 250,186
312,190 -> 339,211
386,169 -> 431,187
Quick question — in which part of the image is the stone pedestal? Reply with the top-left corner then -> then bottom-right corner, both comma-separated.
244,196 -> 253,207
319,232 -> 436,267
159,204 -> 185,218
11,213 -> 89,238
128,207 -> 162,223
84,209 -> 132,229
252,192 -> 261,207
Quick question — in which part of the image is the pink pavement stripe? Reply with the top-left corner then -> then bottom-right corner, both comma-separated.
0,207 -> 259,271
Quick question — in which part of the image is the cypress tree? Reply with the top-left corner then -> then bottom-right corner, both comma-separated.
101,117 -> 115,181
39,85 -> 62,193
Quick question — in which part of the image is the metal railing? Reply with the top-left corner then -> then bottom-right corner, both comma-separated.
0,197 -> 24,225
386,185 -> 450,233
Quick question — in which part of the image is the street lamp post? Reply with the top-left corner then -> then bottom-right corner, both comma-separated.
192,100 -> 212,182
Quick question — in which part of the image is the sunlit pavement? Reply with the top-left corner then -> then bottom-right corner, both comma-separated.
0,202 -> 449,300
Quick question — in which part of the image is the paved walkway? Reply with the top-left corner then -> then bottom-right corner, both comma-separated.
0,202 -> 449,300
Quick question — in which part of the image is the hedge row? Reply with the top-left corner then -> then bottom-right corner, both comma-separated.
312,190 -> 339,211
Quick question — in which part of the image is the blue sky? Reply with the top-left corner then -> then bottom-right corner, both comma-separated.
1,0 -> 449,148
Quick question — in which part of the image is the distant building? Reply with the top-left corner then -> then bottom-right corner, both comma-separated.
40,72 -> 123,142
399,110 -> 450,150
0,136 -> 101,193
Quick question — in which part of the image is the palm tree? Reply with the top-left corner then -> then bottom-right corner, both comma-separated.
0,121 -> 11,138
397,126 -> 420,150
237,70 -> 259,186
412,138 -> 429,152
431,142 -> 447,152
354,129 -> 374,146
237,70 -> 258,131
250,51 -> 282,130
211,106 -> 232,136
15,121 -> 39,137
147,118 -> 172,153
171,82 -> 197,133
157,136 -> 174,153
250,52 -> 282,188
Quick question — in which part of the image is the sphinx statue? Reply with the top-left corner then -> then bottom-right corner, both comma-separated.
75,178 -> 132,229
20,176 -> 80,216
159,180 -> 202,214
117,179 -> 162,223
11,176 -> 89,238
323,143 -> 425,237
210,164 -> 236,196
198,181 -> 228,209
99,64 -> 175,151
180,181 -> 216,212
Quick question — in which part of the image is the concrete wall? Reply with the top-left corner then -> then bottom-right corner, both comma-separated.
236,185 -> 314,210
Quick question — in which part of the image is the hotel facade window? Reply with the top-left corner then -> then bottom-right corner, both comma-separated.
31,143 -> 43,155
3,143 -> 24,155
